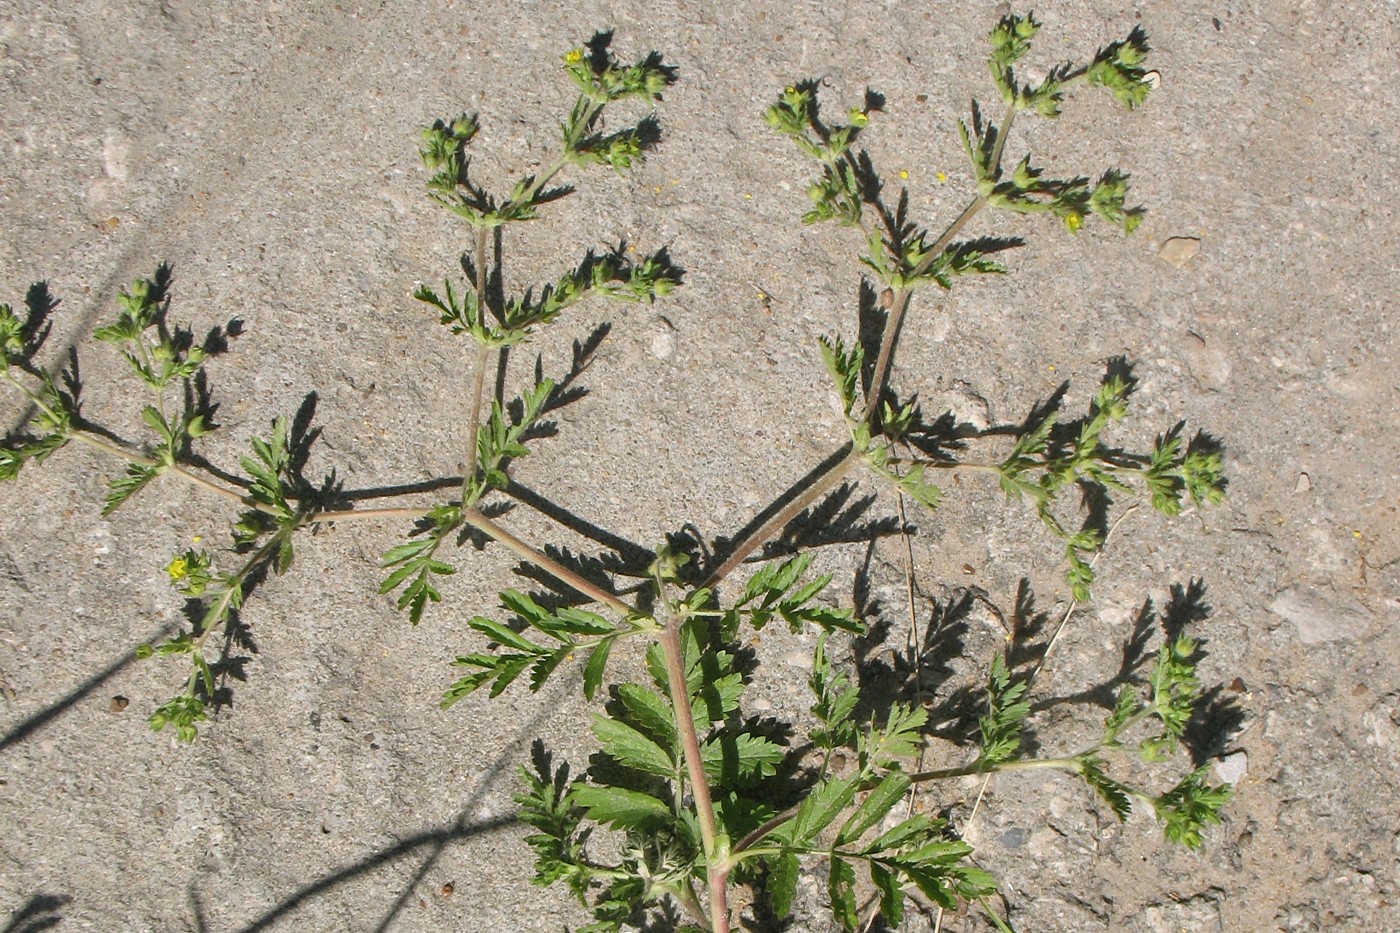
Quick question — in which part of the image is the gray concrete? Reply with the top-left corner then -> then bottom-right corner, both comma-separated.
2,1 -> 1397,930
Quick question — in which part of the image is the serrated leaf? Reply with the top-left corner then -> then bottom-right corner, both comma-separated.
1102,685 -> 1140,746
977,654 -> 1030,765
553,606 -> 617,636
490,655 -> 534,697
103,463 -> 160,515
810,634 -> 860,750
469,616 -> 544,654
865,703 -> 928,769
140,405 -> 171,440
616,683 -> 677,752
865,813 -> 938,854
743,552 -> 810,605
693,671 -> 745,725
380,540 -> 432,567
500,588 -> 551,627
571,785 -> 672,830
529,647 -> 570,692
440,671 -> 493,709
767,852 -> 799,917
870,861 -> 904,927
788,776 -> 859,846
1153,764 -> 1231,849
700,732 -> 784,785
828,856 -> 859,930
276,534 -> 294,574
1080,755 -> 1133,821
582,638 -> 611,701
900,854 -> 968,909
838,771 -> 911,845
592,714 -> 674,777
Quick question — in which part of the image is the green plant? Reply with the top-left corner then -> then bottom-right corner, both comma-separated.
1,15 -> 1233,933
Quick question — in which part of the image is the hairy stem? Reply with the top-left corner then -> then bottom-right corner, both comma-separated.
462,223 -> 492,501
657,616 -> 727,933
69,429 -> 254,506
510,149 -> 575,212
307,505 -> 434,523
3,367 -> 60,421
462,507 -> 633,615
703,447 -> 860,589
910,754 -> 1080,784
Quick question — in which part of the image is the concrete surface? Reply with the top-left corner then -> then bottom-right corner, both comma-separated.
2,1 -> 1397,930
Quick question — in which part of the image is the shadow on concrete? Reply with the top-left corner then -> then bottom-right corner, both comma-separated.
224,669 -> 578,933
2,894 -> 69,933
0,624 -> 175,753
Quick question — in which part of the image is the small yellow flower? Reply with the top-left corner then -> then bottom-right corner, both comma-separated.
167,557 -> 188,582
899,170 -> 909,180
564,48 -> 584,66
936,171 -> 947,184
1064,212 -> 1083,232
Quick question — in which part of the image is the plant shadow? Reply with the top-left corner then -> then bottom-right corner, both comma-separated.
1,893 -> 69,933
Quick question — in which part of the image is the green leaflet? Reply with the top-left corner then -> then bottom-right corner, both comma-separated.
571,785 -> 672,831
592,714 -> 674,778
977,654 -> 1030,766
837,771 -> 911,845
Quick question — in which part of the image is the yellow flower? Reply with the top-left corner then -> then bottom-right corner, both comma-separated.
1064,212 -> 1083,232
167,556 -> 188,582
564,48 -> 584,66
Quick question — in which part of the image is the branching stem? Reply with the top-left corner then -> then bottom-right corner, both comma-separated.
68,428 -> 252,505
859,101 -> 1017,426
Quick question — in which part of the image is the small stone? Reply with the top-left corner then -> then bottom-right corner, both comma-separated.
998,826 -> 1030,848
1213,750 -> 1247,785
109,695 -> 129,713
1140,896 -> 1223,933
1269,586 -> 1370,644
945,382 -> 991,432
650,329 -> 676,360
1180,329 -> 1231,388
1295,471 -> 1312,493
1158,236 -> 1201,268
1363,705 -> 1399,748
782,650 -> 812,671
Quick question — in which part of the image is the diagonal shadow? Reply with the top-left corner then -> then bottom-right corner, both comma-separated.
0,623 -> 176,753
2,894 -> 69,933
228,812 -> 518,933
227,668 -> 579,933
